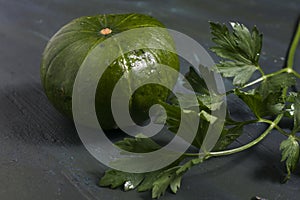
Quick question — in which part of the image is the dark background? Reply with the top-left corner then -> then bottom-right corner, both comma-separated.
0,0 -> 300,199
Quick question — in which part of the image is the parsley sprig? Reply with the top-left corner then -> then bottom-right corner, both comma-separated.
99,19 -> 300,198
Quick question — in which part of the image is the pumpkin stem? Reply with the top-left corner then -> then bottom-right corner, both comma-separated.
100,28 -> 112,35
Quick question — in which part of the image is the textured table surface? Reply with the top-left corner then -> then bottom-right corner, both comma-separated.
0,0 -> 300,199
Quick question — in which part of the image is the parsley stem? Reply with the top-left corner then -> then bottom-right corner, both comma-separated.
205,114 -> 283,158
256,65 -> 265,76
238,67 -> 298,91
287,20 -> 300,69
291,128 -> 299,136
265,68 -> 286,78
292,69 -> 300,79
241,76 -> 264,89
258,118 -> 289,136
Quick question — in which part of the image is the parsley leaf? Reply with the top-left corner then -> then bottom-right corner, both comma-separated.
257,73 -> 296,99
176,158 -> 204,175
234,89 -> 284,118
99,136 -> 183,196
280,135 -> 300,181
210,22 -> 262,64
99,135 -> 206,198
216,61 -> 257,86
168,92 -> 223,112
137,171 -> 162,192
173,67 -> 224,111
183,66 -> 209,94
210,22 -> 262,86
152,157 -> 204,198
99,136 -> 162,191
169,174 -> 182,193
99,170 -> 144,191
213,124 -> 244,151
152,168 -> 182,198
115,135 -> 161,153
161,102 -> 216,148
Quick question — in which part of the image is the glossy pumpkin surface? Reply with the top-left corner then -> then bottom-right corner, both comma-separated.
41,13 -> 179,130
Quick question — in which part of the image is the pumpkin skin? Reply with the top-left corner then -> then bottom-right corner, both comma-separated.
41,13 -> 179,130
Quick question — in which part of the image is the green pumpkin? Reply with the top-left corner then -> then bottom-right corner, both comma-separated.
41,13 -> 179,130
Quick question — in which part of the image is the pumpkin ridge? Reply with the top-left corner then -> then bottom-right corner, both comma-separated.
119,24 -> 164,30
101,14 -> 108,27
75,17 -> 100,29
112,13 -> 136,28
50,17 -> 98,38
55,30 -> 98,37
45,34 -> 108,98
43,37 -> 96,89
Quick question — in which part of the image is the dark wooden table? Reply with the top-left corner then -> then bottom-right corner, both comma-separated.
0,0 -> 299,199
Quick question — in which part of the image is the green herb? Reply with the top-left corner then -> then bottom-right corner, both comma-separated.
99,19 -> 300,198
280,135 -> 300,182
210,22 -> 262,86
